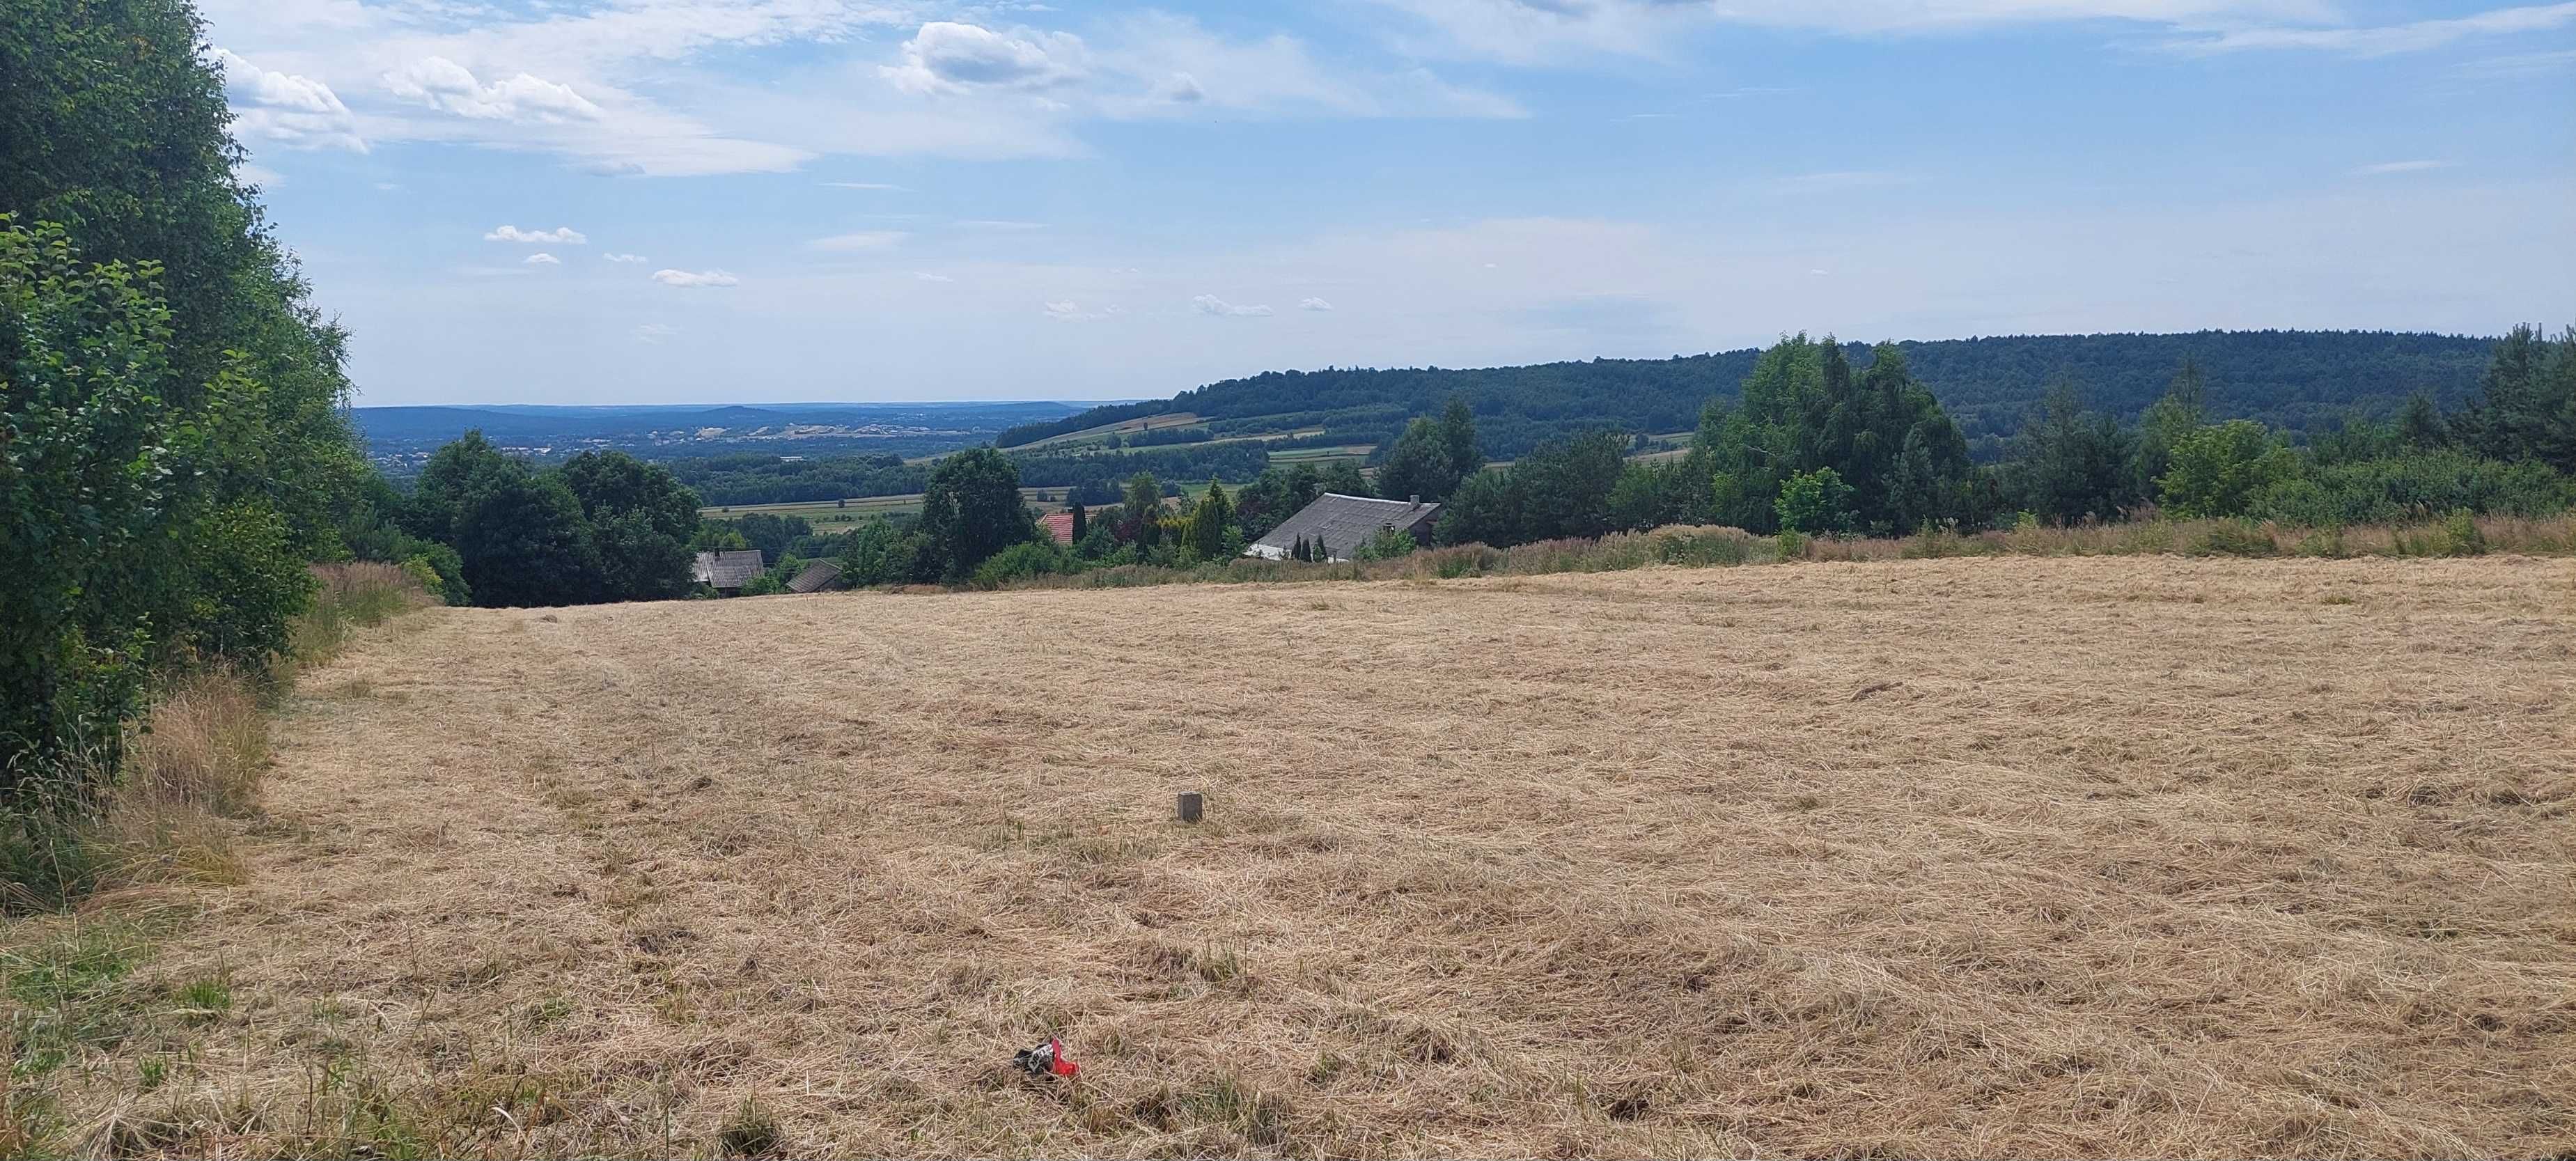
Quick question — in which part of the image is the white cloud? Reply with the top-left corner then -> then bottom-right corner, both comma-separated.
1155,72 -> 1208,103
811,231 -> 910,251
634,323 -> 679,344
1193,294 -> 1273,317
2352,159 -> 2451,176
2164,2 -> 2576,55
653,269 -> 740,288
236,162 -> 285,188
883,22 -> 1086,95
384,56 -> 604,122
214,48 -> 365,151
604,252 -> 649,263
915,271 -> 955,282
486,224 -> 588,244
524,252 -> 561,265
1043,301 -> 1123,321
1299,297 -> 1334,311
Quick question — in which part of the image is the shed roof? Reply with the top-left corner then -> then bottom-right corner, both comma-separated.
1038,511 -> 1077,545
786,560 -> 843,593
1248,493 -> 1440,561
693,550 -> 765,589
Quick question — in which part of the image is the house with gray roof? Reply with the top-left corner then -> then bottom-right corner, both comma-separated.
1247,493 -> 1441,562
692,550 -> 765,591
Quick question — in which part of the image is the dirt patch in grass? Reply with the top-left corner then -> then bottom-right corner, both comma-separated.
12,555 -> 2574,1157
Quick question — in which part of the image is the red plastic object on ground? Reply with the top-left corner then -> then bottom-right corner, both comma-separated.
1015,1036 -> 1079,1079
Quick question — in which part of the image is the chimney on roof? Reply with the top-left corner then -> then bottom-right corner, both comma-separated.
1409,494 -> 1420,508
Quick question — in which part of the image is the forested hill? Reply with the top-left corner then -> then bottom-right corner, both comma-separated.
1002,330 -> 2496,460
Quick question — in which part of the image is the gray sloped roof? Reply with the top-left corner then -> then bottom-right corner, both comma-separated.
1249,493 -> 1440,561
786,560 -> 843,593
693,550 -> 765,588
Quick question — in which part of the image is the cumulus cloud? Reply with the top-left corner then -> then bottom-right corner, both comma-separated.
1299,297 -> 1334,311
1155,72 -> 1208,103
2352,159 -> 2451,175
810,231 -> 910,251
882,22 -> 1086,95
1043,301 -> 1123,321
524,252 -> 561,265
1192,294 -> 1273,317
652,269 -> 740,288
603,252 -> 648,263
214,49 -> 365,152
487,224 -> 587,244
634,323 -> 679,344
385,56 -> 604,122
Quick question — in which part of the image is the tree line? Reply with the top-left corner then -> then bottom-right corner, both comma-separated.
6,0 -> 371,802
998,331 -> 2497,460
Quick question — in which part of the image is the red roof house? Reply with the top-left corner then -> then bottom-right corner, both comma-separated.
1038,511 -> 1077,545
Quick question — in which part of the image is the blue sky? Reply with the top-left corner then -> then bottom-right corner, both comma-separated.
203,0 -> 2575,405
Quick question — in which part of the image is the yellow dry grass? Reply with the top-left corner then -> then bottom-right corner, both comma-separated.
34,556 -> 2576,1158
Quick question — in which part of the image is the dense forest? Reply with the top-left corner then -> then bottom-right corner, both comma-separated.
999,332 -> 2495,460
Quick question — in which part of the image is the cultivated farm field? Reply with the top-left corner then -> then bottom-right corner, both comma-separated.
22,556 -> 2576,1158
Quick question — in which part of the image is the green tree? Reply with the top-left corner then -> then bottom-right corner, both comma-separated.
556,451 -> 699,601
1183,480 -> 1235,562
1068,501 -> 1087,543
1435,467 -> 1517,547
920,447 -> 1029,579
2133,359 -> 2210,498
2011,384 -> 2137,524
2398,392 -> 2449,451
2456,324 -> 2575,472
1,221 -> 180,787
1439,396 -> 1484,484
1697,336 -> 1971,533
452,470 -> 602,607
1774,467 -> 1856,533
1119,472 -> 1164,546
1318,460 -> 1371,498
2159,420 -> 2296,518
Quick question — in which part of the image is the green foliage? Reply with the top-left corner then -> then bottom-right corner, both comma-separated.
1353,525 -> 1421,561
1774,467 -> 1856,534
1233,464 -> 1322,540
971,540 -> 1071,587
3,222 -> 180,790
1182,479 -> 1235,563
1371,397 -> 1482,504
1607,454 -> 1712,531
2455,323 -> 2576,474
2011,384 -> 2137,524
838,517 -> 936,586
1699,336 -> 1975,533
2158,420 -> 2297,518
2246,449 -> 2574,526
558,451 -> 698,602
920,447 -> 1029,580
1008,332 -> 2496,462
2444,509 -> 2487,556
1317,460 -> 1371,499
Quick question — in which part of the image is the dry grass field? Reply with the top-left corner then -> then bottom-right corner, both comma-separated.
17,556 -> 2576,1158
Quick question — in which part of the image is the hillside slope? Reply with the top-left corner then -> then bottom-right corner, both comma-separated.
1002,330 -> 2496,459
41,557 -> 2576,1158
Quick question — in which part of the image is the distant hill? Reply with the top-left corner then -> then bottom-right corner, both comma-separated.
999,331 -> 2497,460
352,400 -> 1092,471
